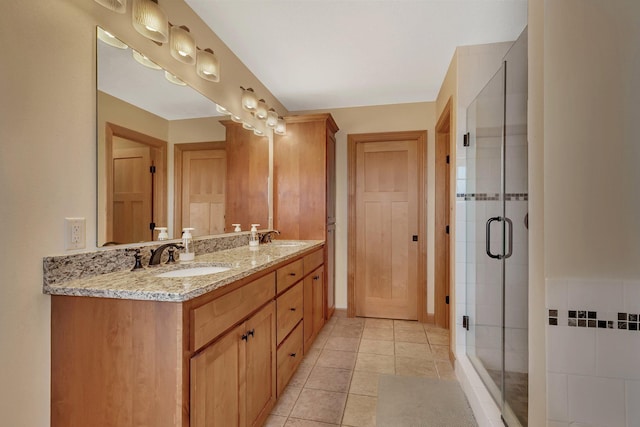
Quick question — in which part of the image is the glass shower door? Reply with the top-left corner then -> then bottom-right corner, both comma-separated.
465,28 -> 528,427
465,63 -> 507,412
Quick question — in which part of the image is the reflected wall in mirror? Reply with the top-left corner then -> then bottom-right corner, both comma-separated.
97,27 -> 270,247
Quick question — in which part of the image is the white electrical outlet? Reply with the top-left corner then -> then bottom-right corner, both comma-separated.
65,218 -> 86,250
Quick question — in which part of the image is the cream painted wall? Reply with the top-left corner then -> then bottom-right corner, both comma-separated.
0,1 -> 281,424
0,2 -> 94,425
527,0 -> 545,425
294,103 -> 437,315
544,0 -> 640,278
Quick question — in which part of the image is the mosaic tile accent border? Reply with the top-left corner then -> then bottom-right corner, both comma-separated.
456,193 -> 528,201
43,233 -> 250,287
547,309 -> 640,331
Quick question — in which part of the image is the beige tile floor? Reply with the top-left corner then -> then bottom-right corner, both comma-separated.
265,312 -> 456,427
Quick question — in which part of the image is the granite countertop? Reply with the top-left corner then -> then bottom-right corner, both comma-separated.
43,240 -> 324,302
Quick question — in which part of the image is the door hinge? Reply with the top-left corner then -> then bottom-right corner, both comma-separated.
445,225 -> 450,234
446,155 -> 450,164
463,315 -> 470,331
463,132 -> 470,147
150,165 -> 156,174
445,295 -> 450,305
149,222 -> 156,230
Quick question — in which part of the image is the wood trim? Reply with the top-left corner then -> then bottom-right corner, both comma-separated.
425,313 -> 435,324
347,131 -> 428,321
173,141 -> 226,235
104,122 -> 168,244
283,113 -> 339,133
435,98 -> 452,329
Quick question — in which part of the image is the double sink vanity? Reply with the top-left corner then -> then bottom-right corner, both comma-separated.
45,238 -> 328,427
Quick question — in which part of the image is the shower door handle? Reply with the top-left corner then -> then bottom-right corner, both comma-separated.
486,217 -> 502,259
504,217 -> 513,259
486,216 -> 514,260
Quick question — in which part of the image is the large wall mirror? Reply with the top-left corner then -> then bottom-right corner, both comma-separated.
96,27 -> 271,247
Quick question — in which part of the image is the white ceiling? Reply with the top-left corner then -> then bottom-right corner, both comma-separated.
185,0 -> 528,111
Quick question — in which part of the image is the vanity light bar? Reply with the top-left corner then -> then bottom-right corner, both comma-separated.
196,49 -> 220,82
132,0 -> 168,43
132,49 -> 162,69
164,71 -> 187,86
95,0 -> 126,14
97,27 -> 128,49
169,25 -> 196,65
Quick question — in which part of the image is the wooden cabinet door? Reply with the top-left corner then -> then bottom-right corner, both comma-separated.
244,302 -> 276,427
303,266 -> 325,352
190,323 -> 244,427
311,266 -> 325,337
303,272 -> 314,351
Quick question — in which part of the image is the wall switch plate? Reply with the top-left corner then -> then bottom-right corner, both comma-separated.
65,217 -> 86,250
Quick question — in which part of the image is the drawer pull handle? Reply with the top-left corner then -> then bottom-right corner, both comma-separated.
290,307 -> 297,311
289,352 -> 297,357
241,333 -> 248,341
247,329 -> 255,337
313,275 -> 320,280
289,273 -> 296,277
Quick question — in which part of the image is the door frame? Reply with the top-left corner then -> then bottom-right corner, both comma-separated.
435,98 -> 452,329
347,130 -> 428,322
174,141 -> 226,235
105,122 -> 167,244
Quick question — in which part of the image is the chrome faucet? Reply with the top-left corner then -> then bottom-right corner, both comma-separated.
149,243 -> 183,266
259,230 -> 280,244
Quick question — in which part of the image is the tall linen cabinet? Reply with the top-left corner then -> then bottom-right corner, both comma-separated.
274,113 -> 338,322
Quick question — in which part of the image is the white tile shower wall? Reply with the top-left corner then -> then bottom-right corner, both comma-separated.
546,278 -> 640,427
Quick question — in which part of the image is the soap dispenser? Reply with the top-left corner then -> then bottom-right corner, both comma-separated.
155,227 -> 169,241
249,224 -> 260,248
232,223 -> 242,232
181,227 -> 195,262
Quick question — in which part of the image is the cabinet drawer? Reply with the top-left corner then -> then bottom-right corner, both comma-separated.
192,272 -> 275,351
276,259 -> 304,294
276,281 -> 303,345
276,321 -> 303,397
303,249 -> 323,275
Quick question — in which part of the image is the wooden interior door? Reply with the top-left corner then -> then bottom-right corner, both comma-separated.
354,137 -> 419,320
181,150 -> 226,236
112,144 -> 152,244
435,100 -> 452,329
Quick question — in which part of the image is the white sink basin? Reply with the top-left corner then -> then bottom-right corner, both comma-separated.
156,266 -> 230,278
269,241 -> 305,247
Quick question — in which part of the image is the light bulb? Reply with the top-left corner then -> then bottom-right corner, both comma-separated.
170,25 -> 196,64
196,49 -> 220,82
241,87 -> 258,111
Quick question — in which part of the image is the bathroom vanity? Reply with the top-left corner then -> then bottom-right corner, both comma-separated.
45,241 -> 325,427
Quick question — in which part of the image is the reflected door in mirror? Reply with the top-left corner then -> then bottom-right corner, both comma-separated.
105,124 -> 167,246
180,150 -> 226,237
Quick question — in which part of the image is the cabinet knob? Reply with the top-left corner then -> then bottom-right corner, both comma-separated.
289,273 -> 296,277
289,352 -> 297,358
290,307 -> 296,312
241,333 -> 248,341
247,329 -> 255,337
313,275 -> 320,281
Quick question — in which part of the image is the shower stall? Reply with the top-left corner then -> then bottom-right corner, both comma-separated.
463,30 -> 528,426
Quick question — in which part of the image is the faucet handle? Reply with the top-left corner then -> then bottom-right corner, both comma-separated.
166,245 -> 184,264
126,248 -> 144,271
